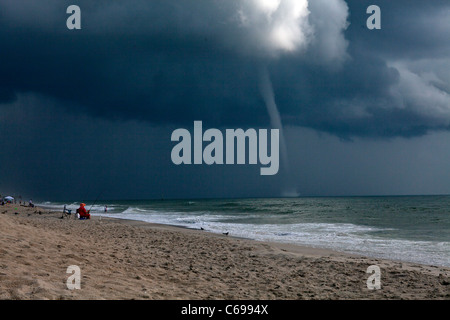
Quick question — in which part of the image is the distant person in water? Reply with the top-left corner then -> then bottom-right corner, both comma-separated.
78,203 -> 90,220
104,205 -> 107,212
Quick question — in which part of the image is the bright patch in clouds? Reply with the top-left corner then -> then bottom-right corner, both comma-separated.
239,0 -> 311,56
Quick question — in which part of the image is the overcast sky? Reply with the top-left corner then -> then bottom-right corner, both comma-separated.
1,0 -> 450,201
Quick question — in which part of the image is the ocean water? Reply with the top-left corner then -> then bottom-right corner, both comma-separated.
38,196 -> 450,267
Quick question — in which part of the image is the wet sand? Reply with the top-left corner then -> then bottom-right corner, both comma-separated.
0,204 -> 449,300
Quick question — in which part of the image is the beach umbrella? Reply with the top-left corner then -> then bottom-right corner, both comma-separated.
4,196 -> 14,202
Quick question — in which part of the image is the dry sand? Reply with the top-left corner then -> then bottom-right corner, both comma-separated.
0,204 -> 449,300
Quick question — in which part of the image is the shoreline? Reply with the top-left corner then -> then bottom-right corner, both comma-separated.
37,197 -> 450,270
0,204 -> 449,299
96,212 -> 450,270
102,215 -> 450,276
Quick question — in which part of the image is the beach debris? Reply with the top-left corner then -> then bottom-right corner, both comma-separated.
439,274 -> 450,285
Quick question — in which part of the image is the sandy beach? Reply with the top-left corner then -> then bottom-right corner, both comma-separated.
0,203 -> 449,300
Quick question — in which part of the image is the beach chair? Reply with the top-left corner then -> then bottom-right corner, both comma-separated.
61,208 -> 73,219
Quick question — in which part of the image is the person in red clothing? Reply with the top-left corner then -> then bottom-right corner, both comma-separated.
77,203 -> 90,220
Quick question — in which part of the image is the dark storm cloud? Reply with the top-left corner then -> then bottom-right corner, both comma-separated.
0,93 -> 283,200
271,0 -> 450,137
0,0 -> 449,138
